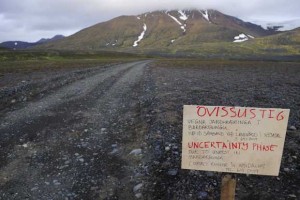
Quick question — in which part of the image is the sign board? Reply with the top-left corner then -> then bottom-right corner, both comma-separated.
181,105 -> 290,176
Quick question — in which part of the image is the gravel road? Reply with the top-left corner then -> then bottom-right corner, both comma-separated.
0,60 -> 300,200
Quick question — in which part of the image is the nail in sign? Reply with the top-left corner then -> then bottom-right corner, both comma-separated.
181,105 -> 290,176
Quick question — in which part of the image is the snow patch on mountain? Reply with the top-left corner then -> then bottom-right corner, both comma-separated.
167,13 -> 186,32
167,13 -> 182,26
178,10 -> 188,21
200,10 -> 210,22
133,24 -> 147,47
233,33 -> 249,43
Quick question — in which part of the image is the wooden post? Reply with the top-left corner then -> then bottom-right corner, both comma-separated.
221,174 -> 236,200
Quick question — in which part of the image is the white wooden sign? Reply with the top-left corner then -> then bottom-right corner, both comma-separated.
181,105 -> 290,176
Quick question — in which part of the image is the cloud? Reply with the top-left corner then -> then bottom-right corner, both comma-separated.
0,0 -> 300,42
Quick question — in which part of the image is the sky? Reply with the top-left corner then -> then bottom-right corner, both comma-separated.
1,0 -> 300,42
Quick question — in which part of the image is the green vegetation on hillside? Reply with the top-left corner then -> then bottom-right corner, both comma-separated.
0,50 -> 148,74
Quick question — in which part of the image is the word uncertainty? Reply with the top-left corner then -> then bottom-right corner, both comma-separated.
181,105 -> 290,176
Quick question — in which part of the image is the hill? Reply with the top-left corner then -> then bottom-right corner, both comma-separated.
35,10 -> 300,57
0,35 -> 65,50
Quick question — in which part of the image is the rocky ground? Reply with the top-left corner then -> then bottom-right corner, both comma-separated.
0,60 -> 300,200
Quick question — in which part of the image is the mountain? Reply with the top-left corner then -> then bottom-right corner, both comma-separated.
36,35 -> 65,44
0,41 -> 37,50
35,10 -> 300,57
0,35 -> 65,50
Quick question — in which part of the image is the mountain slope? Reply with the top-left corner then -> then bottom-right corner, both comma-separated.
33,10 -> 300,58
0,35 -> 65,50
37,10 -> 275,51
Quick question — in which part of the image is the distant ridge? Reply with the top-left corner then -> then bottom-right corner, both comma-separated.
21,9 -> 300,57
0,35 -> 65,50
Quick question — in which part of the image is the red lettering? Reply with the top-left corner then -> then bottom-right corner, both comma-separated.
206,107 -> 218,117
232,143 -> 238,149
230,107 -> 237,117
204,142 -> 209,148
276,111 -> 284,121
237,109 -> 247,118
250,109 -> 256,119
270,144 -> 278,151
221,107 -> 228,117
211,142 -> 216,148
252,143 -> 278,151
259,109 -> 267,118
197,106 -> 206,117
268,110 -> 275,119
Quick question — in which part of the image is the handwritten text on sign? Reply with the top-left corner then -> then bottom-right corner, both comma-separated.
181,106 -> 290,176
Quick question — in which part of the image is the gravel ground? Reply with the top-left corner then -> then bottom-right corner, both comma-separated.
0,60 -> 300,200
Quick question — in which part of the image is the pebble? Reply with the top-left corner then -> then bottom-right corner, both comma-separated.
284,168 -> 290,172
133,183 -> 143,193
109,148 -> 118,155
135,193 -> 142,198
289,126 -> 297,131
129,149 -> 142,156
288,194 -> 297,198
22,143 -> 28,148
11,99 -> 16,103
90,186 -> 99,191
165,146 -> 171,151
53,180 -> 61,185
78,158 -> 84,162
74,153 -> 80,156
198,191 -> 208,199
31,186 -> 39,191
167,169 -> 178,176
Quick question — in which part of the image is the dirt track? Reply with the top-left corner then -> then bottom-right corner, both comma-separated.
0,60 -> 300,200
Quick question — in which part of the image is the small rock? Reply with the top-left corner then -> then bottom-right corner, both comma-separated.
74,153 -> 80,156
84,129 -> 88,133
78,158 -> 84,162
165,146 -> 171,151
289,126 -> 297,131
198,191 -> 208,200
31,186 -> 39,191
135,193 -> 142,198
90,186 -> 99,191
53,180 -> 61,185
288,194 -> 297,198
133,183 -> 143,193
284,168 -> 290,172
11,99 -> 16,104
112,144 -> 118,148
45,182 -> 50,185
109,148 -> 118,155
129,149 -> 142,156
167,169 -> 178,176
22,143 -> 28,148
